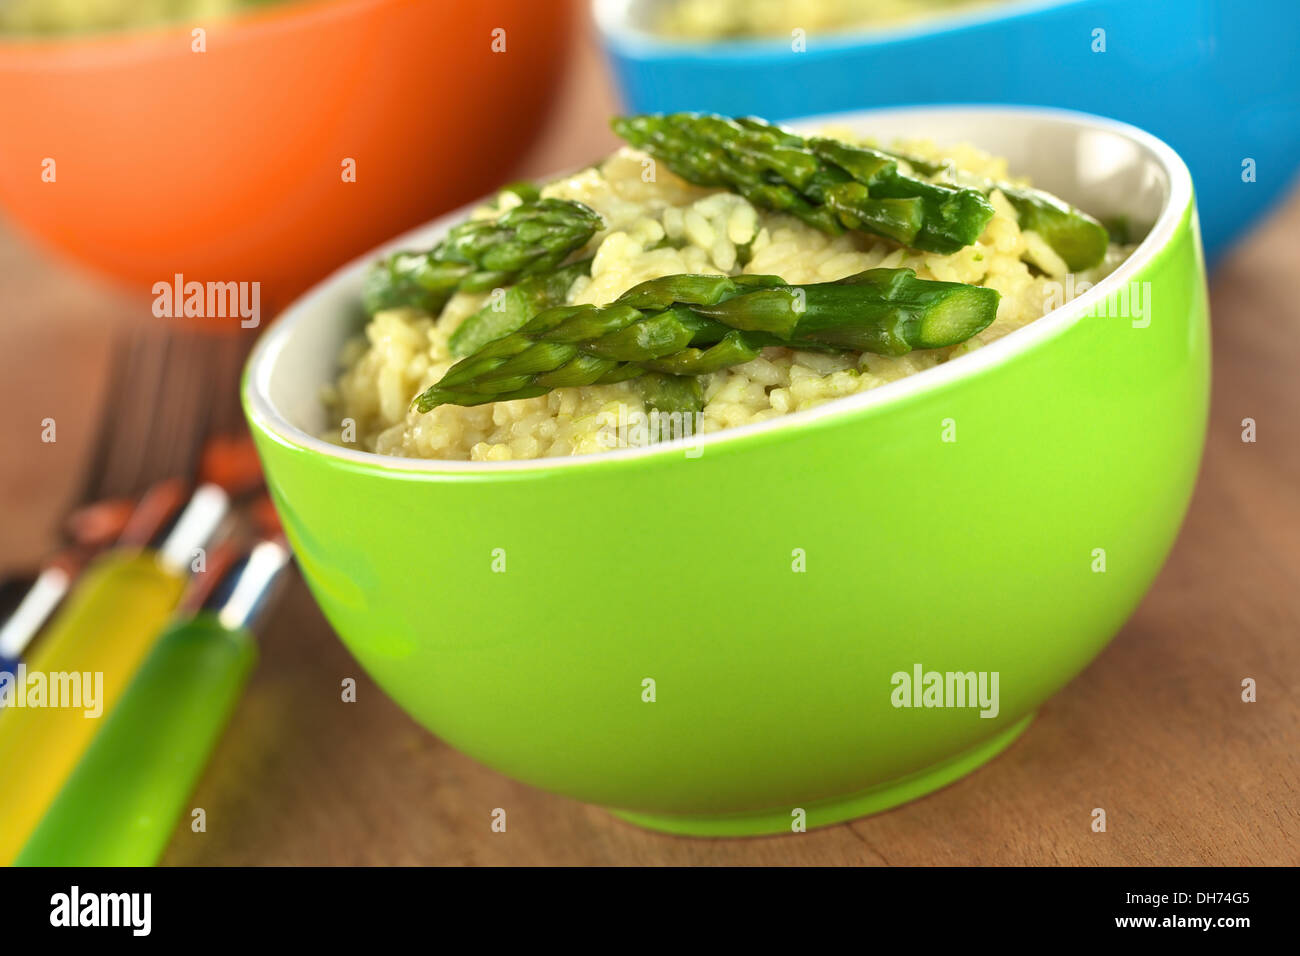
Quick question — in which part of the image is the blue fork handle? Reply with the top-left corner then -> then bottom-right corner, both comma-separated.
0,655 -> 18,706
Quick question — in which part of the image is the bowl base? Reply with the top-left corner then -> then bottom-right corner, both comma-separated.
609,712 -> 1035,838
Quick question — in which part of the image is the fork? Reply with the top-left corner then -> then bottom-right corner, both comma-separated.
0,324 -> 252,668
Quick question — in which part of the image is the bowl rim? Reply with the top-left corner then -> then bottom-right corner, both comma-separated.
243,103 -> 1196,476
592,0 -> 1087,56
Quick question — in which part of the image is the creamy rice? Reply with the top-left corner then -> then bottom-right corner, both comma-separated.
324,138 -> 1129,461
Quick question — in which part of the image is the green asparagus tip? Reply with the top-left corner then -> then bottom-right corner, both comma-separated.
363,198 -> 603,318
611,112 -> 995,254
414,385 -> 549,413
1000,188 -> 1109,271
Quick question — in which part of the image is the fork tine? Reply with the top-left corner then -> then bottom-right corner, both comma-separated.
69,318 -> 258,533
75,330 -> 135,507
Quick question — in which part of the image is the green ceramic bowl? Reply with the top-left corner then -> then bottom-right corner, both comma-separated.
243,106 -> 1208,837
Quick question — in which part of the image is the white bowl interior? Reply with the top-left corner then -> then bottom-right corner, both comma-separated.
248,106 -> 1186,466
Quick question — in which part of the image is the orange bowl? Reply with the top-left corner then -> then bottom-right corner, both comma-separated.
0,0 -> 574,304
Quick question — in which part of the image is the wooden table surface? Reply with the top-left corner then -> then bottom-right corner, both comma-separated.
1,20 -> 1297,867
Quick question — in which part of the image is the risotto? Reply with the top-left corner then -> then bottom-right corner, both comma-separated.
325,132 -> 1130,462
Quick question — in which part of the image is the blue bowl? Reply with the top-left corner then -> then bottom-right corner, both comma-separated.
595,0 -> 1300,263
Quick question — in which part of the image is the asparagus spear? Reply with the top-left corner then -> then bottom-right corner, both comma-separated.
875,147 -> 1110,271
498,180 -> 541,204
413,269 -> 999,411
611,113 -> 995,254
998,186 -> 1110,272
449,257 -> 592,357
637,373 -> 704,416
362,198 -> 603,316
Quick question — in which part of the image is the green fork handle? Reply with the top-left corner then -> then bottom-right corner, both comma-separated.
14,611 -> 256,866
